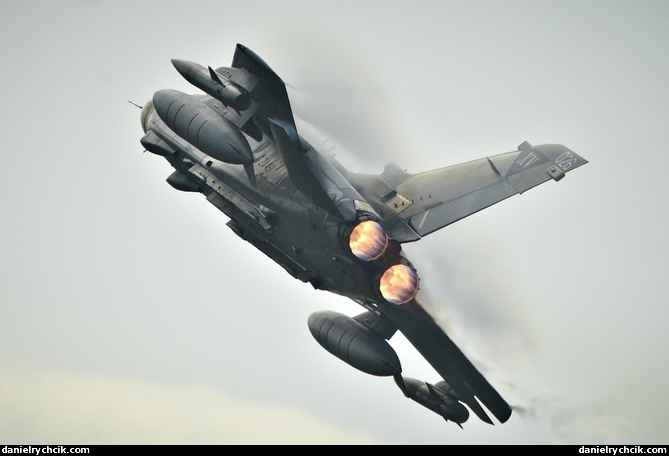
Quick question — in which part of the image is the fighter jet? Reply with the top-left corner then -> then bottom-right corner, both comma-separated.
138,44 -> 587,426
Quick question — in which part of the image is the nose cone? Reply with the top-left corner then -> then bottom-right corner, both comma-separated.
171,59 -> 198,81
140,99 -> 154,133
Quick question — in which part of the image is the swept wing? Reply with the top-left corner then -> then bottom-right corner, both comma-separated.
377,299 -> 511,424
356,142 -> 588,242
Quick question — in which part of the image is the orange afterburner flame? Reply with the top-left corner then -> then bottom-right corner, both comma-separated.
379,264 -> 419,305
349,220 -> 389,261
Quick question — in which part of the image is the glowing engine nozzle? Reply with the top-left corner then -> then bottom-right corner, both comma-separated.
348,220 -> 389,261
379,264 -> 419,305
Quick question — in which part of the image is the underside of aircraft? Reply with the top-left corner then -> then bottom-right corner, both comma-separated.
138,44 -> 587,426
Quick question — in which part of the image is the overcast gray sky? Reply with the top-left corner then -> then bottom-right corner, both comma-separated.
1,0 -> 668,445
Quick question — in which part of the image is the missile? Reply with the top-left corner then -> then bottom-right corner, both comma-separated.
171,59 -> 251,111
152,89 -> 253,166
395,376 -> 470,425
308,311 -> 402,377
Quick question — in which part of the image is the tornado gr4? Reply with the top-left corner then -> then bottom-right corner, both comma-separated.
138,44 -> 588,426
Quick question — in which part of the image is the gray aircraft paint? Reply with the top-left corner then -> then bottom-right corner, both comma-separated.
140,45 -> 587,426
